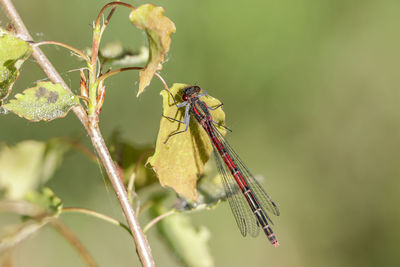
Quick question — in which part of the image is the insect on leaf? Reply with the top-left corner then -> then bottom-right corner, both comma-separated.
129,4 -> 176,97
0,28 -> 32,103
4,81 -> 79,121
147,83 -> 226,201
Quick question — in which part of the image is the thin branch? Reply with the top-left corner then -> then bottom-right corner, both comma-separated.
127,149 -> 153,198
51,220 -> 98,267
62,207 -> 131,234
56,137 -> 97,162
96,66 -> 143,84
0,1 -> 154,266
127,149 -> 153,214
0,201 -> 96,267
154,72 -> 171,92
94,1 -> 136,31
88,126 -> 154,266
33,41 -> 90,62
91,2 -> 136,72
143,210 -> 175,233
102,0 -> 120,33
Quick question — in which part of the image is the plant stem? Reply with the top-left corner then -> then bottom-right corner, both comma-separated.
87,125 -> 154,267
51,220 -> 98,267
62,207 -> 131,234
97,67 -> 143,84
143,210 -> 175,233
0,201 -> 97,267
0,1 -> 154,266
94,2 -> 136,32
33,41 -> 90,62
56,137 -> 98,162
90,1 -> 136,81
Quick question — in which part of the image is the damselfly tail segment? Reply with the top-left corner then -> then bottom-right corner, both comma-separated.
164,85 -> 280,246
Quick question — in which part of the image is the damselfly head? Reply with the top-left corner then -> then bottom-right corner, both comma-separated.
182,86 -> 201,101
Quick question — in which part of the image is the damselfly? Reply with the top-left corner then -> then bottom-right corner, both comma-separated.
164,85 -> 280,246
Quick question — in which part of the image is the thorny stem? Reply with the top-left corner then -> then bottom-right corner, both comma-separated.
0,1 -> 154,266
33,41 -> 90,62
62,207 -> 131,234
51,220 -> 98,267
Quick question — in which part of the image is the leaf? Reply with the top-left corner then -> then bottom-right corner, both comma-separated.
0,28 -> 32,102
24,187 -> 63,216
0,140 -> 69,200
3,81 -> 79,121
151,202 -> 214,267
129,4 -> 176,96
147,84 -> 226,201
0,141 -> 46,200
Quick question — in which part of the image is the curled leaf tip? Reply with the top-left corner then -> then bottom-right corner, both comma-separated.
129,4 -> 176,97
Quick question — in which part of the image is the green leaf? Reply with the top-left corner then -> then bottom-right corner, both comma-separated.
147,84 -> 226,201
129,4 -> 176,96
3,81 -> 79,121
0,28 -> 32,103
0,141 -> 46,200
24,187 -> 63,216
0,140 -> 69,200
151,202 -> 214,267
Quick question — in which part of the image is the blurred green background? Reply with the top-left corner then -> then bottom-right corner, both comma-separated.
1,0 -> 400,266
